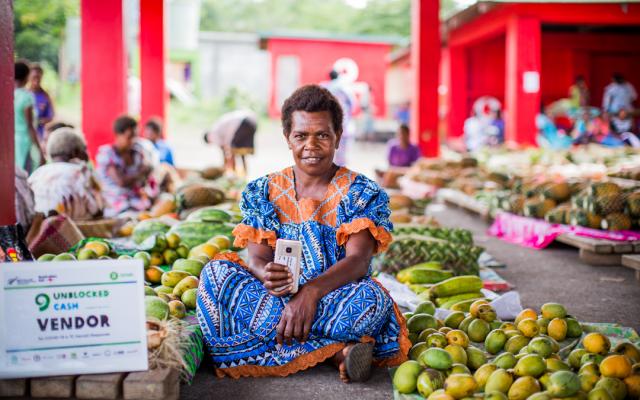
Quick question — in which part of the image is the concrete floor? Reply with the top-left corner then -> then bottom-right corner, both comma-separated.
181,206 -> 640,400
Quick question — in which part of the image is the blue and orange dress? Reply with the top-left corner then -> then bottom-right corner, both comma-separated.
196,167 -> 409,378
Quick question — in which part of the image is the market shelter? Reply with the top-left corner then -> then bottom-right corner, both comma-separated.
442,1 -> 640,146
259,31 -> 401,119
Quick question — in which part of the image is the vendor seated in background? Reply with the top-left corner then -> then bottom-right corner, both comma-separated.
96,115 -> 156,217
387,124 -> 420,168
28,127 -> 104,220
143,117 -> 175,166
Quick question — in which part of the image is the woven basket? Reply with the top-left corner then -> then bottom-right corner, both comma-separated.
74,218 -> 118,239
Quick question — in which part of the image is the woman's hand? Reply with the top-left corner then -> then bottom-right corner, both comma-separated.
276,285 -> 321,345
261,262 -> 293,297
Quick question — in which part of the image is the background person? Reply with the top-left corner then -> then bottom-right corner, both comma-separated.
197,84 -> 407,383
322,69 -> 353,166
603,73 -> 637,115
14,60 -> 44,173
568,75 -> 589,109
28,127 -> 104,220
96,115 -> 154,217
203,109 -> 257,176
143,117 -> 175,166
387,124 -> 420,167
28,63 -> 55,143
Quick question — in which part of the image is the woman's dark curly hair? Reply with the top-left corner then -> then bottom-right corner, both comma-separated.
281,84 -> 343,135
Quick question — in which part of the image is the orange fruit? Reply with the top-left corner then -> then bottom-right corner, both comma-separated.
624,374 -> 640,398
515,308 -> 538,326
469,299 -> 489,318
150,252 -> 164,266
517,318 -> 540,338
583,333 -> 611,355
547,318 -> 568,342
600,355 -> 632,379
446,329 -> 470,348
144,266 -> 163,284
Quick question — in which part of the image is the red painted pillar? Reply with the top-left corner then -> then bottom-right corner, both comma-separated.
140,0 -> 166,128
411,0 -> 440,157
0,1 -> 15,225
505,16 -> 541,146
81,0 -> 128,159
267,41 -> 279,118
448,45 -> 468,138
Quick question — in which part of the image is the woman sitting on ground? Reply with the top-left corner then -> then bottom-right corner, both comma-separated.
28,127 -> 104,220
96,115 -> 155,217
197,85 -> 408,383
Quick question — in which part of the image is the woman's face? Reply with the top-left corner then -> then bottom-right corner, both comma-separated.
29,70 -> 42,88
114,128 -> 136,152
286,111 -> 340,176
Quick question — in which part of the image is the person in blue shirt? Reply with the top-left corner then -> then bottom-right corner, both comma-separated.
143,117 -> 174,166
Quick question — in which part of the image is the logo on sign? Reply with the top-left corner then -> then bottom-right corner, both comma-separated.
110,272 -> 118,281
35,294 -> 50,311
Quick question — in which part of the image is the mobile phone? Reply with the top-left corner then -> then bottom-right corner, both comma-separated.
273,239 -> 302,294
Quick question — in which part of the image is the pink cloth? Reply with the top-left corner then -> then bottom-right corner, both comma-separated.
488,211 -> 640,249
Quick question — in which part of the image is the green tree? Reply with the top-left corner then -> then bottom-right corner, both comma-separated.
13,0 -> 77,69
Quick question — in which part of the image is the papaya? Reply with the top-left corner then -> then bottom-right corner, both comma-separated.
566,318 -> 583,338
485,392 -> 509,400
507,376 -> 540,400
408,314 -> 438,333
420,348 -> 454,371
444,312 -> 466,329
546,371 -> 580,398
467,319 -> 491,343
446,330 -> 470,348
145,296 -> 169,320
485,369 -> 514,394
613,342 -> 640,363
449,363 -> 471,375
505,335 -> 530,354
415,300 -> 437,316
429,276 -> 483,299
579,373 -> 599,393
181,288 -> 197,309
465,346 -> 487,370
410,342 -> 430,360
168,300 -> 186,319
444,344 -> 468,365
477,304 -> 497,322
161,270 -> 191,288
599,354 -> 632,379
513,354 -> 546,378
527,336 -> 554,358
173,276 -> 199,297
417,369 -> 446,398
583,333 -> 611,355
587,387 -> 613,400
144,286 -> 156,296
623,374 -> 640,398
541,303 -> 567,319
546,358 -> 571,373
494,352 -> 517,369
594,377 -> 627,400
450,299 -> 481,313
458,316 -> 475,333
393,360 -> 423,394
485,329 -> 508,355
473,363 -> 497,390
568,349 -> 588,369
172,258 -> 205,277
547,318 -> 568,342
436,292 -> 484,308
427,332 -> 448,348
444,374 -> 477,399
154,285 -> 174,295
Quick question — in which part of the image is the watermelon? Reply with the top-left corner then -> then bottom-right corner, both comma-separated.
186,207 -> 232,223
168,221 -> 235,249
132,219 -> 171,244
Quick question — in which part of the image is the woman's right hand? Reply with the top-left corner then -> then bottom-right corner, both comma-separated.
261,262 -> 293,297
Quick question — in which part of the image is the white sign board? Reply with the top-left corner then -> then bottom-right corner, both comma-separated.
523,71 -> 540,94
0,260 -> 148,378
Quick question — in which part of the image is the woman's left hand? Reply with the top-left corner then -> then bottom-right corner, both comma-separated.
276,285 -> 321,345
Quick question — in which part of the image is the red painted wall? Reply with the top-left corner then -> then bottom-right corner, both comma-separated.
140,0 -> 167,130
81,0 -> 128,159
266,38 -> 391,118
467,36 -> 506,107
0,1 -> 15,224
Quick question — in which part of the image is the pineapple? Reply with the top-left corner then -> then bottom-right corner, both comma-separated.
589,193 -> 625,216
627,191 -> 640,218
569,209 -> 603,229
389,194 -> 414,210
375,235 -> 482,275
542,182 -> 571,202
545,205 -> 572,225
601,213 -> 632,231
588,182 -> 621,198
523,198 -> 556,219
507,194 -> 525,215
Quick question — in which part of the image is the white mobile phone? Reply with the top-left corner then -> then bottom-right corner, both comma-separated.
273,239 -> 302,294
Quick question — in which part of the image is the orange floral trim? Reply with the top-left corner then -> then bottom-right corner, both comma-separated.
214,343 -> 345,379
336,218 -> 393,254
232,224 -> 277,248
212,252 -> 248,268
371,278 -> 410,367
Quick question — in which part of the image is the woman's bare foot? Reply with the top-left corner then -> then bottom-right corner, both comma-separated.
331,343 -> 373,383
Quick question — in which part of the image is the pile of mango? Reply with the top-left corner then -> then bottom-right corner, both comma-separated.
396,301 -> 640,400
143,234 -> 234,321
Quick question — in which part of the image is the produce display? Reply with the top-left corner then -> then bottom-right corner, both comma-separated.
394,300 -> 640,400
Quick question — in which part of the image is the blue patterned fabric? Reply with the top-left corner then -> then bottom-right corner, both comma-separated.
196,168 -> 404,377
